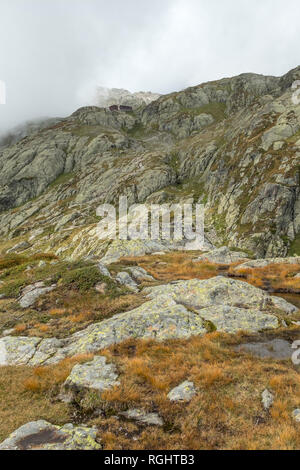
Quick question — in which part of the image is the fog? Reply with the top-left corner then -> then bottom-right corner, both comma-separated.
0,0 -> 300,134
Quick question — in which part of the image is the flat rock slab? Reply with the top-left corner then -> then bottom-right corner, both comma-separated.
235,339 -> 293,360
1,277 -> 295,366
64,356 -> 119,395
120,409 -> 163,426
199,305 -> 278,333
0,420 -> 101,450
49,296 -> 207,361
101,240 -> 171,265
193,246 -> 249,264
0,297 -> 207,365
0,336 -> 63,366
232,256 -> 300,271
144,276 -> 296,315
168,381 -> 196,402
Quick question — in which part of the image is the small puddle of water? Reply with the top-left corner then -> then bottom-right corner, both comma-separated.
235,339 -> 293,360
273,292 -> 300,310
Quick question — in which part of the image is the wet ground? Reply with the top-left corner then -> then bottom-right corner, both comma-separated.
235,338 -> 294,360
274,293 -> 300,310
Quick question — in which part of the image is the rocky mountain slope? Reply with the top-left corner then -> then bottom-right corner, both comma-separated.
0,66 -> 300,261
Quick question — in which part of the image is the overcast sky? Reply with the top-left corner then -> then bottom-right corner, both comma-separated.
0,0 -> 300,133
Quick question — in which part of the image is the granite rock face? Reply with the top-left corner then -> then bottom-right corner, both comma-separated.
0,420 -> 101,450
93,86 -> 161,109
0,277 -> 294,366
144,276 -> 295,316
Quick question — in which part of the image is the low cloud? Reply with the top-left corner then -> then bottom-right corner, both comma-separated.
0,0 -> 299,133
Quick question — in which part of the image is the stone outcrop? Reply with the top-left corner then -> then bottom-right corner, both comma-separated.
127,266 -> 154,282
167,381 -> 197,402
115,271 -> 139,292
100,240 -> 172,265
231,256 -> 300,272
194,246 -> 249,264
0,420 -> 100,450
144,276 -> 295,315
63,356 -> 119,396
0,277 -> 296,366
120,409 -> 163,426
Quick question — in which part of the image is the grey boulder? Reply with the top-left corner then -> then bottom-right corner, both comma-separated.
168,381 -> 196,402
63,356 -> 119,396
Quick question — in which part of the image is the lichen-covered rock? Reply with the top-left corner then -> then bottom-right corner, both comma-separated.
100,240 -> 171,265
0,296 -> 207,365
0,336 -> 64,366
28,338 -> 64,366
50,296 -> 207,360
120,409 -> 163,426
194,246 -> 249,264
0,336 -> 42,365
144,276 -> 295,316
127,266 -> 154,281
2,275 -> 295,366
115,271 -> 139,292
292,409 -> 300,422
168,381 -> 196,402
262,389 -> 274,410
0,420 -> 101,450
64,356 -> 119,395
232,256 -> 300,271
19,282 -> 56,308
97,262 -> 112,278
271,296 -> 298,314
197,305 -> 279,333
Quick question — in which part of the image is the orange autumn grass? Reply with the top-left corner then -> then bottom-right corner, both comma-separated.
94,332 -> 300,450
2,330 -> 300,450
23,354 -> 93,392
120,251 -> 232,283
229,263 -> 300,292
